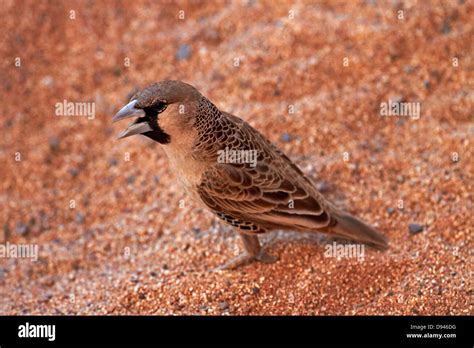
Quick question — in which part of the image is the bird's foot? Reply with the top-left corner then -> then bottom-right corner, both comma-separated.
213,250 -> 278,272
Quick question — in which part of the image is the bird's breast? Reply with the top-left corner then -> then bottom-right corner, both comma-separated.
162,145 -> 208,193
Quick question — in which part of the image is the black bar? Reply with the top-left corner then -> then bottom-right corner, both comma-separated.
0,316 -> 471,346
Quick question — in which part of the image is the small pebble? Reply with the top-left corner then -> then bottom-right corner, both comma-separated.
441,20 -> 451,34
113,67 -> 121,77
2,224 -> 10,241
176,44 -> 191,60
68,168 -> 80,177
49,137 -> 60,153
15,223 -> 29,236
41,293 -> 53,302
218,301 -> 229,310
127,175 -> 136,185
41,75 -> 54,87
281,133 -> 291,142
408,223 -> 424,235
4,118 -> 13,128
316,181 -> 330,193
75,212 -> 85,224
387,207 -> 395,215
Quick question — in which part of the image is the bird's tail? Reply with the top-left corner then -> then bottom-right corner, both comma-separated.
331,212 -> 389,251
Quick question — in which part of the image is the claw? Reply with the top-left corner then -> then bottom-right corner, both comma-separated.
212,250 -> 278,272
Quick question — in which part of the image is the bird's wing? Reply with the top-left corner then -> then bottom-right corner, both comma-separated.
196,117 -> 334,232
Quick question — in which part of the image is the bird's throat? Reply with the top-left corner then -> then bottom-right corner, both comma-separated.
143,129 -> 171,144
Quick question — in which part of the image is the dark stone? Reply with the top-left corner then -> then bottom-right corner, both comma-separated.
408,223 -> 424,235
4,118 -> 13,128
68,168 -> 80,177
126,175 -> 136,185
113,67 -> 122,76
252,287 -> 260,295
281,133 -> 291,142
387,207 -> 395,215
176,44 -> 191,60
75,212 -> 85,224
49,137 -> 60,153
28,217 -> 36,229
15,222 -> 29,236
2,224 -> 10,241
441,19 -> 451,34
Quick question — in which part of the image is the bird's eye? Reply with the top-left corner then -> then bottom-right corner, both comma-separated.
154,102 -> 167,113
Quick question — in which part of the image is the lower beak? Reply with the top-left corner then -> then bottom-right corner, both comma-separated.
117,119 -> 153,139
113,100 -> 151,139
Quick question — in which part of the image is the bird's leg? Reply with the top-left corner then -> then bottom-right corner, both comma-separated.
214,233 -> 278,271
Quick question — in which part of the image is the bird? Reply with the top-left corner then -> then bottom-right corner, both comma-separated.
112,80 -> 389,270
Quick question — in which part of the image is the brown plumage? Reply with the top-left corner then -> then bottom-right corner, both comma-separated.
113,80 -> 389,270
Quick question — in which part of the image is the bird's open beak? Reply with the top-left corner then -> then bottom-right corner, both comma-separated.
112,100 -> 151,139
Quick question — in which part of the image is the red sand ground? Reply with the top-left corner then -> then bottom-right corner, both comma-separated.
0,0 -> 472,315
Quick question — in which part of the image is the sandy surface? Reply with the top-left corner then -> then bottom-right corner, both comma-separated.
0,0 -> 472,315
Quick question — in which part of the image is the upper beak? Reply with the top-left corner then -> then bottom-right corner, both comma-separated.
112,99 -> 146,123
113,100 -> 151,139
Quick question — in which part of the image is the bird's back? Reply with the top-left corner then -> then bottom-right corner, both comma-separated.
193,99 -> 336,233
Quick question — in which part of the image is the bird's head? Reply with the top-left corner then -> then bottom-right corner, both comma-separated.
112,80 -> 202,144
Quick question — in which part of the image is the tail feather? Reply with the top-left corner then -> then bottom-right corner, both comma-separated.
332,212 -> 389,251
